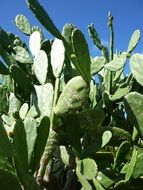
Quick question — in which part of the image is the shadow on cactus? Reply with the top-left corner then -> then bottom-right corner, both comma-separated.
0,0 -> 143,189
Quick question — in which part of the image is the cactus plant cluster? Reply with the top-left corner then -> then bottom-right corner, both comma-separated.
0,0 -> 143,189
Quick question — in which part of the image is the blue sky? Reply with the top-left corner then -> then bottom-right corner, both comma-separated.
0,0 -> 143,58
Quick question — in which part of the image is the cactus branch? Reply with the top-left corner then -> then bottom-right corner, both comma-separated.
108,11 -> 114,61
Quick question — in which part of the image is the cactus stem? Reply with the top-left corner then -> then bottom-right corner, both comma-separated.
108,11 -> 114,61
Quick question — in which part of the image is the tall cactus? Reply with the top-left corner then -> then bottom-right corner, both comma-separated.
0,1 -> 143,190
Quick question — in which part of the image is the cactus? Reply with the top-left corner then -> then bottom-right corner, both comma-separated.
71,29 -> 91,84
19,103 -> 29,119
96,171 -> 115,189
12,46 -> 33,64
127,30 -> 141,54
78,107 -> 105,129
113,141 -> 131,169
10,64 -> 32,92
132,151 -> 143,178
13,117 -> 30,187
76,158 -> 98,189
88,24 -> 102,50
0,156 -> 22,190
15,14 -> 31,35
34,83 -> 53,117
25,0 -> 63,40
29,31 -> 41,56
91,56 -> 105,75
51,38 -> 65,78
0,60 -> 9,75
32,116 -> 50,173
33,50 -> 48,84
0,1 -> 143,189
54,76 -> 90,116
64,114 -> 81,157
24,117 -> 37,168
0,27 -> 14,53
101,130 -> 112,148
0,118 -> 14,157
130,53 -> 143,86
0,85 -> 8,113
62,23 -> 76,47
124,92 -> 143,136
104,55 -> 126,71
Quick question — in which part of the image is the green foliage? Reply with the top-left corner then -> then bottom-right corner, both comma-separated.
0,0 -> 143,189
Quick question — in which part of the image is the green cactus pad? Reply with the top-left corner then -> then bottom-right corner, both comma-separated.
34,83 -> 53,117
130,53 -> 143,86
88,23 -> 102,50
32,116 -> 50,173
54,76 -> 90,116
91,56 -> 105,75
12,46 -> 33,64
10,64 -> 32,92
51,38 -> 65,78
0,156 -> 22,190
29,31 -> 41,56
15,14 -> 31,35
72,29 -> 91,84
76,158 -> 98,180
104,55 -> 126,71
0,118 -> 14,157
124,92 -> 143,137
33,50 -> 48,84
127,30 -> 141,54
26,0 -> 63,39
24,117 -> 37,168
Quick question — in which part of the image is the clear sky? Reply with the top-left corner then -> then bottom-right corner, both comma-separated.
0,0 -> 143,58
